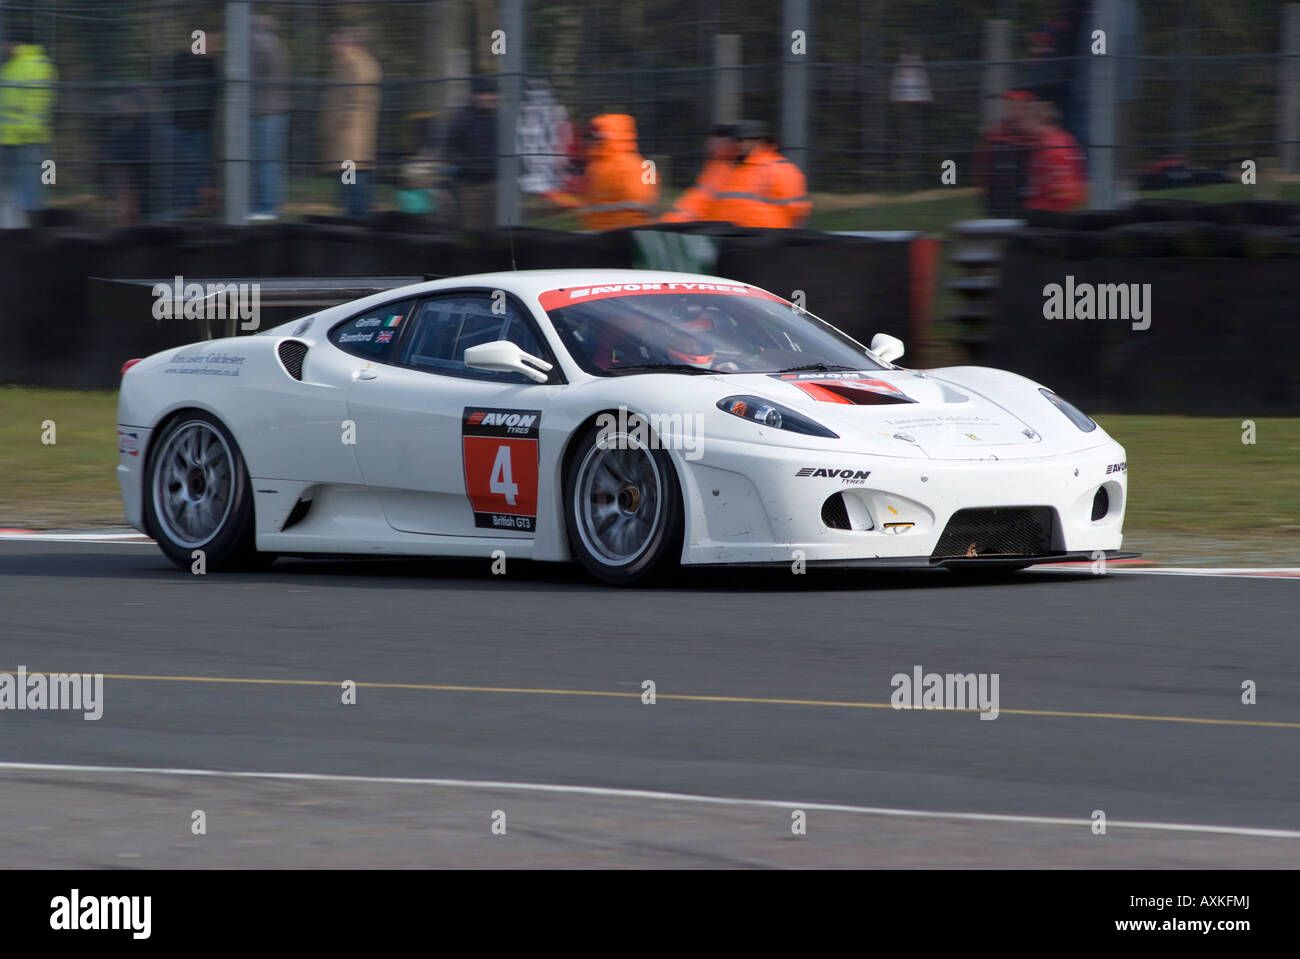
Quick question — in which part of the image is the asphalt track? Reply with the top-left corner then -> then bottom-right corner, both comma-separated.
1,539 -> 1298,868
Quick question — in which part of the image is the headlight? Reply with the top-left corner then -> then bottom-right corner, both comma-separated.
717,395 -> 839,438
1039,388 -> 1097,432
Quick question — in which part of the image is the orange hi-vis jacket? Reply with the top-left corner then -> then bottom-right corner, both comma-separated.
661,158 -> 733,223
578,113 -> 658,230
712,145 -> 811,228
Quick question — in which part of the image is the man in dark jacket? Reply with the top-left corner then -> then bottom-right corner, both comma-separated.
251,14 -> 289,219
167,35 -> 218,217
444,75 -> 499,229
973,90 -> 1036,218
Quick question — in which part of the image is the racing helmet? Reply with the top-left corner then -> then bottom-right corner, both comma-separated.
662,298 -> 716,366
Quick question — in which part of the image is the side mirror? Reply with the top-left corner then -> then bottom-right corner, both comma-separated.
870,333 -> 905,364
463,340 -> 553,383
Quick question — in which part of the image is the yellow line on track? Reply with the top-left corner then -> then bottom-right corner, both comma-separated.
9,669 -> 1298,729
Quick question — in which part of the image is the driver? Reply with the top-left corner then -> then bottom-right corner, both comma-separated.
661,297 -> 717,368
663,328 -> 716,367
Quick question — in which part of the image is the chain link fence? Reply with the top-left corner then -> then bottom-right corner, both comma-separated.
0,0 -> 1295,228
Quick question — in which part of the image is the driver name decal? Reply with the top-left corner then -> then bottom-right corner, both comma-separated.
462,407 -> 542,532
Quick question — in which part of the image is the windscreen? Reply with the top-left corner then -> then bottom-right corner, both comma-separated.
539,284 -> 888,377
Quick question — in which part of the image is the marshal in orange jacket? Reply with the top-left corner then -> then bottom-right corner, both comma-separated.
576,113 -> 658,230
712,144 -> 810,228
661,158 -> 733,223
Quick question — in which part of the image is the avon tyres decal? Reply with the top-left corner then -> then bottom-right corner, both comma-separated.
462,408 -> 541,532
538,282 -> 786,312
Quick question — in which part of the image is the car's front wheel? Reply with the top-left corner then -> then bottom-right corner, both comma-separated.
143,411 -> 272,571
564,422 -> 684,585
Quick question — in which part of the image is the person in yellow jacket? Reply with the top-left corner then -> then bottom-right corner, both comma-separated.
0,29 -> 57,228
712,120 -> 811,229
661,123 -> 737,223
323,28 -> 381,217
553,113 -> 657,230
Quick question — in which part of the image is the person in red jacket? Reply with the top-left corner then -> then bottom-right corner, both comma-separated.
661,123 -> 737,223
1023,100 -> 1088,212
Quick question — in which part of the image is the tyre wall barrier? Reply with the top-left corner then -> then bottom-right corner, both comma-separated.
994,225 -> 1300,415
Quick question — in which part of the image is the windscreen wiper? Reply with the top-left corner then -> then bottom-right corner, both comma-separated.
775,362 -> 858,374
605,363 -> 718,376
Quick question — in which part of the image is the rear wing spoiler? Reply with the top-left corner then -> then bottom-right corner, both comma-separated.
89,275 -> 446,340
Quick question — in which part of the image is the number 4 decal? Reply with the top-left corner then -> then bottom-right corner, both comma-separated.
462,408 -> 541,532
489,445 -> 519,505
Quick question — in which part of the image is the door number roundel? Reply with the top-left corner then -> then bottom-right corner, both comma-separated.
462,408 -> 541,532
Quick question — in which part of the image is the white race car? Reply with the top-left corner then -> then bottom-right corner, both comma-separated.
117,269 -> 1130,584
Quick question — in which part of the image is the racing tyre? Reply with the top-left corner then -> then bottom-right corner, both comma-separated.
143,411 -> 274,571
564,421 -> 684,585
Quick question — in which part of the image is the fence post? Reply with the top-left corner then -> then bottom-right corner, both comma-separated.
435,0 -> 469,113
1087,0 -> 1118,210
223,0 -> 251,225
781,0 -> 809,173
714,34 -> 741,125
1279,5 -> 1300,175
496,0 -> 524,228
981,20 -> 1011,132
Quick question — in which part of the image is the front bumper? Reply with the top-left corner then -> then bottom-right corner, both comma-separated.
678,437 -> 1128,565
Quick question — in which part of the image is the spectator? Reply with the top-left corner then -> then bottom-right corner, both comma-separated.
1023,19 -> 1072,114
444,75 -> 499,229
250,14 -> 290,220
166,33 -> 218,219
661,123 -> 737,223
556,113 -> 657,230
580,113 -> 657,229
1023,100 -> 1088,212
0,26 -> 57,228
324,27 -> 381,218
973,90 -> 1036,218
711,120 -> 810,228
103,86 -> 162,225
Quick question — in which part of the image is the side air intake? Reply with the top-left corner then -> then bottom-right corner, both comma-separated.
277,339 -> 308,380
821,493 -> 852,530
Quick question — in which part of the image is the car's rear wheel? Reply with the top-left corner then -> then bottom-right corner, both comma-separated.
144,411 -> 273,571
564,422 -> 683,585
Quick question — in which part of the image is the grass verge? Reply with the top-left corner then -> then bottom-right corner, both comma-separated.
0,387 -> 123,528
